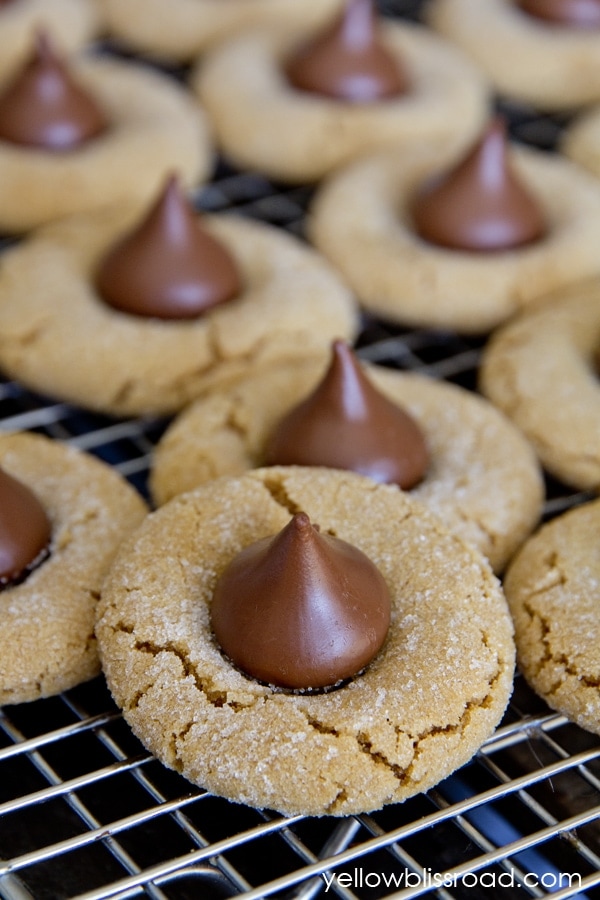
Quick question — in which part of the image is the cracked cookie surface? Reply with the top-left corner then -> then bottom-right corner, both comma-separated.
503,498 -> 600,736
479,278 -> 600,491
96,466 -> 515,817
150,359 -> 543,573
0,206 -> 356,417
0,431 -> 147,705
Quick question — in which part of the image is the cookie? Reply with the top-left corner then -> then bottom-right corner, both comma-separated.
0,51 -> 212,232
0,0 -> 101,83
0,430 -> 147,706
100,0 -> 343,64
308,139 -> 600,333
562,103 -> 600,181
503,498 -> 600,736
427,0 -> 600,111
0,199 -> 357,417
150,355 -> 543,573
192,15 -> 489,184
96,466 -> 515,817
479,278 -> 600,491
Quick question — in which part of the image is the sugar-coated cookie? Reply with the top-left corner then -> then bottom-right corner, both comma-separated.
504,498 -> 600,735
0,204 -> 357,417
309,143 -> 600,333
427,0 -> 600,111
0,53 -> 212,233
150,357 -> 543,573
479,278 -> 600,491
0,431 -> 147,706
100,0 -> 343,63
96,466 -> 515,817
192,17 -> 489,184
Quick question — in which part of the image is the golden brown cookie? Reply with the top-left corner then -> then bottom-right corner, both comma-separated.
0,430 -> 147,706
562,103 -> 600,180
150,358 -> 543,573
0,0 -> 101,83
100,0 -> 343,63
503,498 -> 600,735
427,0 -> 600,111
308,143 -> 600,333
192,17 -> 490,184
96,466 -> 515,817
479,278 -> 600,491
0,204 -> 357,417
0,52 -> 212,233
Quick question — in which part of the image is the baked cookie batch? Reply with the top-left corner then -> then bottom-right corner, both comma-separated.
0,0 -> 599,818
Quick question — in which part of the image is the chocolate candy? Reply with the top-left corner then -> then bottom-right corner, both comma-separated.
517,0 -> 600,27
211,512 -> 391,689
0,31 -> 107,150
95,175 -> 242,319
410,118 -> 547,252
284,0 -> 409,103
0,467 -> 51,588
264,340 -> 429,488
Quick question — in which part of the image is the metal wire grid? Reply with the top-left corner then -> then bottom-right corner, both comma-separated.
1,315 -> 599,900
1,2 -> 600,898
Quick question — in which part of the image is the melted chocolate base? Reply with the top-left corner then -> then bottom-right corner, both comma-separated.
0,542 -> 51,592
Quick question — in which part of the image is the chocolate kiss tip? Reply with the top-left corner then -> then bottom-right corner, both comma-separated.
264,340 -> 429,488
517,0 -> 600,26
0,29 -> 108,150
210,511 -> 391,690
95,175 -> 242,319
284,0 -> 409,103
410,117 -> 546,252
0,467 -> 51,586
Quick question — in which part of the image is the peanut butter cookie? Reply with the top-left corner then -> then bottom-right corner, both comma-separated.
479,278 -> 600,490
96,466 -> 515,817
150,357 -> 543,573
0,431 -> 147,705
504,498 -> 600,735
0,204 -> 357,416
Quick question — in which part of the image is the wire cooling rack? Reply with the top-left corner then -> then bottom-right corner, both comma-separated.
1,2 -> 600,898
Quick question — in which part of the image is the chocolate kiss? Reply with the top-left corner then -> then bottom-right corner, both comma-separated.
0,467 -> 51,587
0,31 -> 108,150
95,176 -> 242,319
211,512 -> 391,689
284,0 -> 409,103
518,0 -> 600,27
264,341 -> 429,489
410,118 -> 547,252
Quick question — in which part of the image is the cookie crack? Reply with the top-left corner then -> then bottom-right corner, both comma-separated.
356,732 -> 409,782
306,717 -> 339,736
133,638 -> 258,711
404,666 -> 504,781
554,654 -> 600,690
520,600 -> 591,689
260,474 -> 304,515
325,787 -> 348,814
